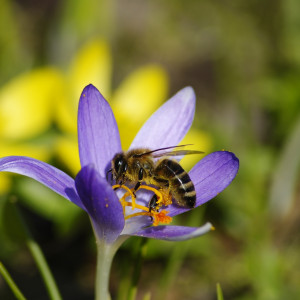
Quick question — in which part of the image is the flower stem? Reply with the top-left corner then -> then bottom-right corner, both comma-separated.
0,261 -> 27,300
95,243 -> 114,300
95,237 -> 126,300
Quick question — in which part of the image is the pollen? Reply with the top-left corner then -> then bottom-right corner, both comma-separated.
152,210 -> 172,226
159,188 -> 173,206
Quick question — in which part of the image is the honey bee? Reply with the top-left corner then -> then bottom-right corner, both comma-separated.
107,145 -> 203,209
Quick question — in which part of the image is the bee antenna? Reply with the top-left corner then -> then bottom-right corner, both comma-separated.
106,169 -> 112,182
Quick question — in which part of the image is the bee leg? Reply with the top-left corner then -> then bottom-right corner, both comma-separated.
114,178 -> 124,189
138,167 -> 144,181
148,194 -> 159,221
132,181 -> 141,197
132,167 -> 144,197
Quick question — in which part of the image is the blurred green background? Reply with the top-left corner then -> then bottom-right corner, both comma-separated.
1,0 -> 300,299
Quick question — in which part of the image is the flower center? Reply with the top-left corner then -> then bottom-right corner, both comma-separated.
112,184 -> 173,226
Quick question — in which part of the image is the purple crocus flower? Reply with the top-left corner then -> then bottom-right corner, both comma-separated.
0,84 -> 239,299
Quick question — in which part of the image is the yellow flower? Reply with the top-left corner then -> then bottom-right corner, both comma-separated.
0,68 -> 63,192
0,68 -> 63,139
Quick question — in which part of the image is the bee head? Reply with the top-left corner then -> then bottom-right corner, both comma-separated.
111,152 -> 128,184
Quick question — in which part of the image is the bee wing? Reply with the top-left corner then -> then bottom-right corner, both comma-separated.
133,144 -> 203,158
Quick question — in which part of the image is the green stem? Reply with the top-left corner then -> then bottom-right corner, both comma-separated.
15,205 -> 62,300
0,261 -> 27,300
95,243 -> 114,300
216,283 -> 224,300
95,237 -> 127,300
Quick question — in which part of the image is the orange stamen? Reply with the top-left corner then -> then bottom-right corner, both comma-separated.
125,209 -> 173,226
137,185 -> 164,204
122,201 -> 149,212
113,184 -> 137,209
113,184 -> 173,226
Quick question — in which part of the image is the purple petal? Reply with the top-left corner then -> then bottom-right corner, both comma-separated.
168,151 -> 239,217
121,215 -> 152,235
78,84 -> 121,177
130,87 -> 195,149
0,156 -> 84,210
75,165 -> 124,244
132,222 -> 213,241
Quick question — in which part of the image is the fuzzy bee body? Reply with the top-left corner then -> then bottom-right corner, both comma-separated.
108,145 -> 203,209
153,159 -> 196,208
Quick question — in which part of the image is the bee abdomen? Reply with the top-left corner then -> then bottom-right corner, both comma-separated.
155,159 -> 196,208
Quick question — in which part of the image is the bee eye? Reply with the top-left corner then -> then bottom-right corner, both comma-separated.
114,156 -> 127,174
116,158 -> 123,171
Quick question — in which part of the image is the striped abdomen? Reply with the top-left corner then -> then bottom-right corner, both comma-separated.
154,159 -> 196,208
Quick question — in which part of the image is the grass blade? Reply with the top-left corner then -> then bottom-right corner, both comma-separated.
0,261 -> 27,300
